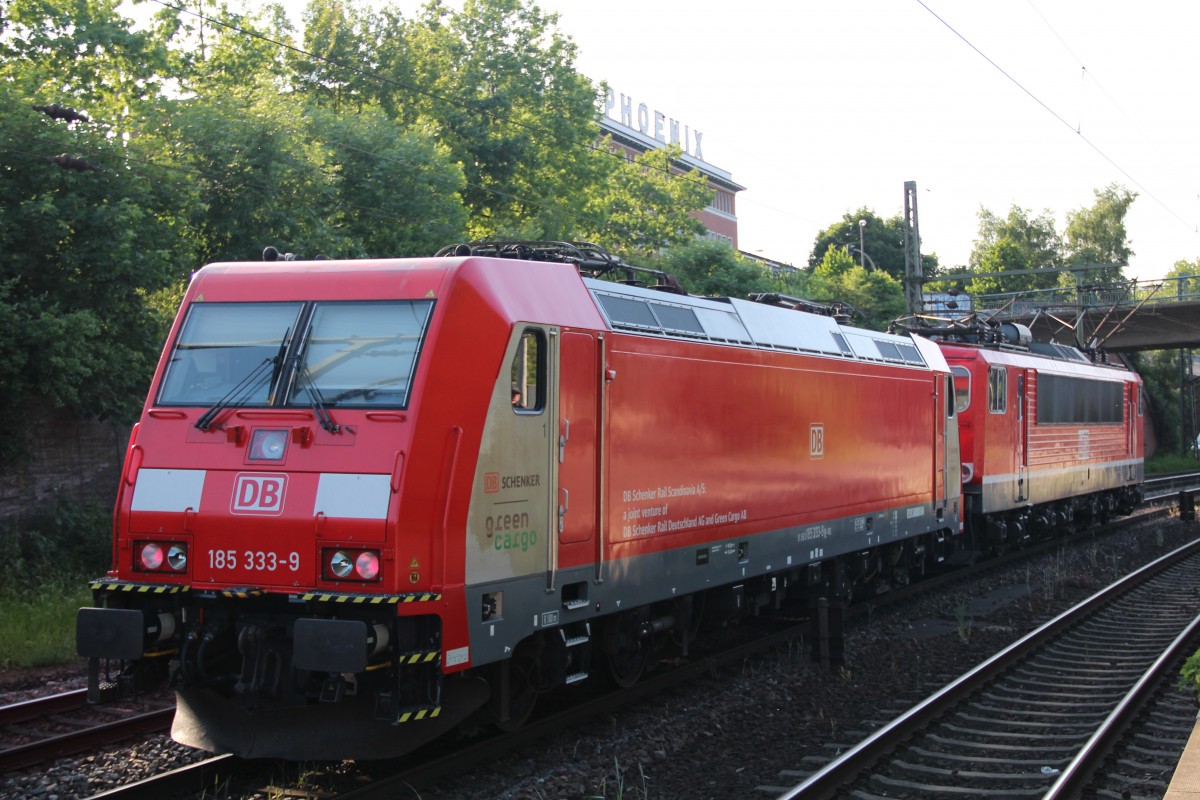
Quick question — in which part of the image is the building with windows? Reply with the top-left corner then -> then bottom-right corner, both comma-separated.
599,88 -> 745,248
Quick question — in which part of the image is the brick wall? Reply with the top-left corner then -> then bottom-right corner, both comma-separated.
0,407 -> 130,522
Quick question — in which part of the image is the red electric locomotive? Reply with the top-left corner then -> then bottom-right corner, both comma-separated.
936,325 -> 1143,545
77,243 -> 963,759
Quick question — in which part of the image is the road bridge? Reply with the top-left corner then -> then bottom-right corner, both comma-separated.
945,275 -> 1200,352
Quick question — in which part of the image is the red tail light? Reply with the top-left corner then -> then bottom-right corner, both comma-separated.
324,548 -> 382,582
135,540 -> 188,573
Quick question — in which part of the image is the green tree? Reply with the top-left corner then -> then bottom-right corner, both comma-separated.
1144,258 -> 1200,458
402,0 -> 600,240
147,89 -> 468,263
0,83 -> 182,447
1131,349 -> 1186,457
1062,184 -> 1136,285
289,0 -> 373,111
158,1 -> 298,96
305,105 -> 468,256
807,246 -> 906,330
0,0 -> 169,117
655,239 -> 773,298
966,205 -> 1062,295
808,208 -> 938,281
576,145 -> 711,260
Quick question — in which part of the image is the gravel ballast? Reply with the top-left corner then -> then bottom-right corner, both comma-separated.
2,516 -> 1196,800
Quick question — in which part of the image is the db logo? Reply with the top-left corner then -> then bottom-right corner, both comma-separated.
231,473 -> 288,515
484,472 -> 500,494
809,424 -> 825,459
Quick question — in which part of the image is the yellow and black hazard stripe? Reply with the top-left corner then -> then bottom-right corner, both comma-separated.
219,587 -> 266,599
298,591 -> 442,604
396,649 -> 441,665
89,580 -> 190,595
394,706 -> 441,723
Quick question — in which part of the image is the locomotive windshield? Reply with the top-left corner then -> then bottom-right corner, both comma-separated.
158,302 -> 304,406
157,300 -> 433,409
283,300 -> 433,408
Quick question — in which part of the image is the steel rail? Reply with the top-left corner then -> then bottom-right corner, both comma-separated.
87,753 -> 238,800
0,688 -> 86,725
1043,611 -> 1200,798
0,689 -> 174,771
1,707 -> 174,772
777,535 -> 1200,800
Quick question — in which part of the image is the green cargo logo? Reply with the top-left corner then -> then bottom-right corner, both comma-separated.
494,528 -> 538,552
485,512 -> 538,553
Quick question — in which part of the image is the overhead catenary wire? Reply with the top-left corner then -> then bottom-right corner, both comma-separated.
1023,0 -> 1197,206
915,0 -> 1195,234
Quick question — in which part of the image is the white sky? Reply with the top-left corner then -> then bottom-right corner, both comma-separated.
535,0 -> 1200,279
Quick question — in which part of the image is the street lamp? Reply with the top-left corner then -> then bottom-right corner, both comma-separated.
857,219 -> 866,270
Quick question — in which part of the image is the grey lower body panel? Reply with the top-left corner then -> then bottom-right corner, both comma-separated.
977,460 -> 1141,515
466,500 -> 954,666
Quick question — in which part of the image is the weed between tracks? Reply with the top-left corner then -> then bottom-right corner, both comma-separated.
954,597 -> 972,643
590,757 -> 651,800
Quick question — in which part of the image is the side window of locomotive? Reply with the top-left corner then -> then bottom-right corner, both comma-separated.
950,366 -> 971,413
1137,385 -> 1143,416
511,329 -> 545,413
988,367 -> 1007,414
288,300 -> 433,408
945,375 -> 956,417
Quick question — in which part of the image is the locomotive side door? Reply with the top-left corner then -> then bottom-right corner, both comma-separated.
554,331 -> 600,586
1015,370 -> 1030,503
464,326 -> 554,593
933,373 -> 946,506
1127,382 -> 1139,479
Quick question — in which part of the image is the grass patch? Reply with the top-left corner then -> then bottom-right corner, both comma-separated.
0,577 -> 92,669
0,497 -> 109,669
1147,454 -> 1200,474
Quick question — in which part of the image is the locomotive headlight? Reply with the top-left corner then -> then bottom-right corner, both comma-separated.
140,542 -> 164,570
330,550 -> 354,578
355,551 -> 380,580
961,462 -> 975,483
167,544 -> 188,571
249,429 -> 288,462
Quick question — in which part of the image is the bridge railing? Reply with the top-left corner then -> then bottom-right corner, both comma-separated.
969,274 -> 1200,315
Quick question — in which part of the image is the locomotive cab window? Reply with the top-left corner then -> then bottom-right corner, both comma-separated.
950,366 -> 971,413
158,302 -> 305,406
284,300 -> 433,408
988,367 -> 1007,414
511,328 -> 545,413
157,300 -> 433,410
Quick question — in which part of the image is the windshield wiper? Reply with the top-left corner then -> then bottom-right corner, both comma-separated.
194,328 -> 293,432
297,366 -> 340,434
194,357 -> 275,431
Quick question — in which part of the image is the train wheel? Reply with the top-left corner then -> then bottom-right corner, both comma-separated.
603,611 -> 647,688
492,638 -> 539,731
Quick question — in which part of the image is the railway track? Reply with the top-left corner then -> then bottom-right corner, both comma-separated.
0,688 -> 174,772
7,482 -> 1198,797
773,535 -> 1200,799
1143,471 -> 1200,502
